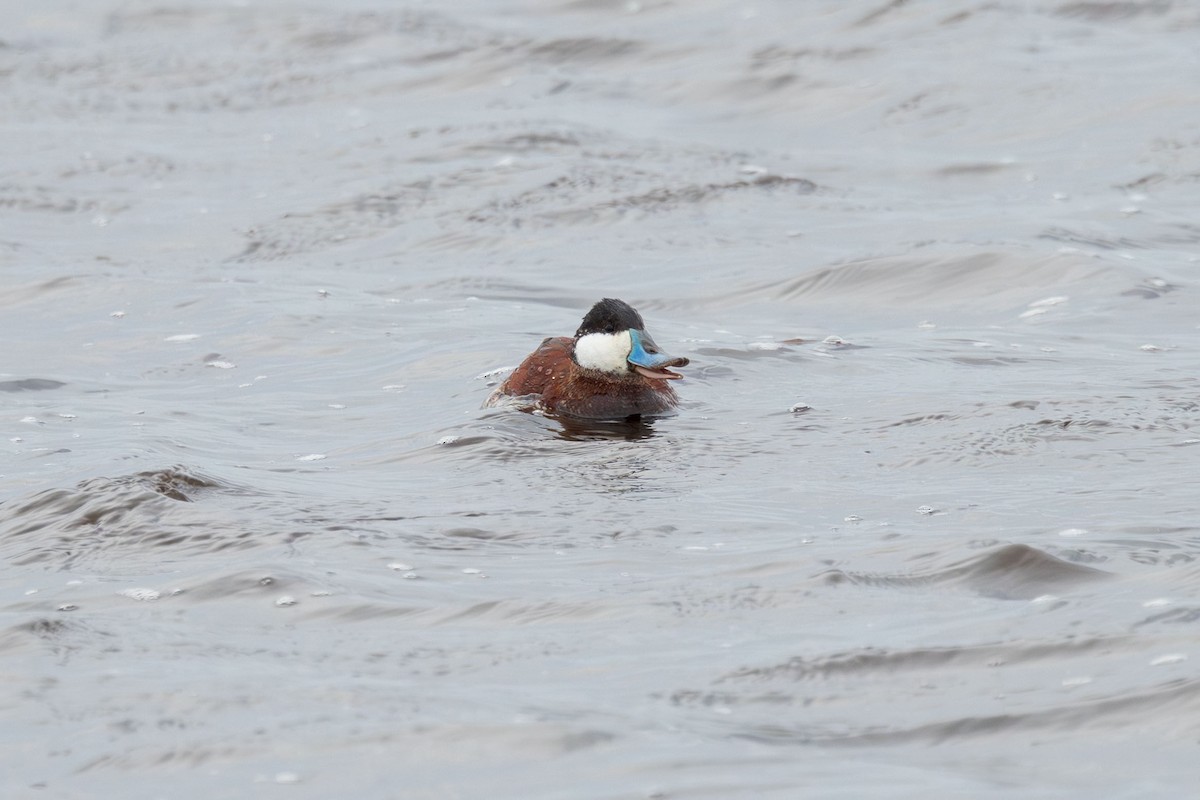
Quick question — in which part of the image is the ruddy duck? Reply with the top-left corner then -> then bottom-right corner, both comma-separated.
486,298 -> 690,419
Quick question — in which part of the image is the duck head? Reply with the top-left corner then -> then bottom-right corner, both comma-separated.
572,298 -> 689,380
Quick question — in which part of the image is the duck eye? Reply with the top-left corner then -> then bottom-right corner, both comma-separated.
604,324 -> 615,333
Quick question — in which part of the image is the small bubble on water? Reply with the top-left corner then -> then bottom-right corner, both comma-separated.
739,164 -> 768,176
119,588 -> 161,602
1142,598 -> 1171,608
110,310 -> 126,318
10,437 -> 22,443
207,360 -> 237,369
1149,654 -> 1186,666
274,772 -> 300,784
20,417 -> 42,425
1061,676 -> 1092,687
382,384 -> 406,392
789,402 -> 812,413
165,334 -> 200,342
1139,343 -> 1162,352
748,341 -> 783,351
275,596 -> 297,607
296,453 -> 326,462
915,505 -> 937,515
476,366 -> 514,381
843,515 -> 863,523
1052,192 -> 1070,201
462,568 -> 486,577
917,320 -> 936,329
821,335 -> 846,346
57,604 -> 78,612
1120,206 -> 1140,216
328,404 -> 346,409
317,289 -> 330,297
437,436 -> 460,445
24,588 -> 38,595
388,562 -> 414,572
1058,528 -> 1087,537
310,590 -> 332,597
1031,594 -> 1059,605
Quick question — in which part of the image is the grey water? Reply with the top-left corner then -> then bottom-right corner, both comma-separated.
3,1 -> 1199,797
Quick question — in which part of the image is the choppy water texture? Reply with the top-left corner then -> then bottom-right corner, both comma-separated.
3,1 -> 1200,797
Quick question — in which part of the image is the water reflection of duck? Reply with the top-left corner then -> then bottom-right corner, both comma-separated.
486,298 -> 689,420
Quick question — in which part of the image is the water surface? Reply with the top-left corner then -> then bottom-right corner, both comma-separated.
3,1 -> 1199,797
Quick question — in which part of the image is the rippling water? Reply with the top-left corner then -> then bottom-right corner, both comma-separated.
3,1 -> 1199,797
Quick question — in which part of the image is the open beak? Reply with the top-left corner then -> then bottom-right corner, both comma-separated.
628,329 -> 689,380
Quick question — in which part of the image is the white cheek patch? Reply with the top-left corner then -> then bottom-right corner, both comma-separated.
574,330 -> 632,374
